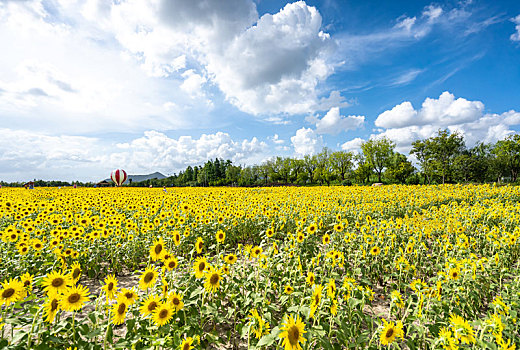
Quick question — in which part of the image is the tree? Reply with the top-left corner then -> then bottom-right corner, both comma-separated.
493,134 -> 520,182
225,165 -> 242,185
361,137 -> 395,182
385,153 -> 415,183
353,154 -> 372,184
429,129 -> 465,184
329,150 -> 354,181
303,154 -> 318,184
410,139 -> 435,184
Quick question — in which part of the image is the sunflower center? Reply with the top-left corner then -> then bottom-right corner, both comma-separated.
183,343 -> 190,350
169,261 -> 176,268
72,269 -> 81,279
199,262 -> 205,271
172,297 -> 180,305
2,288 -> 15,298
385,328 -> 394,338
289,326 -> 299,345
144,272 -> 154,283
125,292 -> 133,299
52,278 -> 64,288
68,293 -> 81,304
118,303 -> 127,314
108,282 -> 114,291
210,273 -> 219,285
159,309 -> 168,318
154,244 -> 163,254
51,298 -> 58,311
314,295 -> 320,304
24,280 -> 30,287
147,301 -> 157,312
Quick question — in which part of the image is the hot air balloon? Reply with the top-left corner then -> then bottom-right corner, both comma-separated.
111,169 -> 128,186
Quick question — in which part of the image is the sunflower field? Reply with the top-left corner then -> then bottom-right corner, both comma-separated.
0,185 -> 519,350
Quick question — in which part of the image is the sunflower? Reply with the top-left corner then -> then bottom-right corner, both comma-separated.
102,274 -> 118,300
111,300 -> 128,325
0,278 -> 24,306
163,256 -> 179,271
310,284 -> 323,318
216,230 -> 225,243
330,299 -> 338,316
322,234 -> 331,245
249,308 -> 267,339
140,294 -> 161,317
449,267 -> 460,280
334,223 -> 344,232
193,257 -> 208,279
168,292 -> 184,312
450,314 -> 475,344
284,285 -> 294,295
306,272 -> 316,286
179,337 -> 194,350
69,261 -> 82,283
195,237 -> 204,254
327,279 -> 336,298
20,272 -> 34,295
139,265 -> 158,291
279,314 -> 306,350
296,233 -> 305,243
437,327 -> 459,350
307,224 -> 317,235
173,231 -> 181,246
204,266 -> 222,293
59,284 -> 90,312
150,237 -> 165,261
119,288 -> 138,305
32,238 -> 44,251
224,253 -> 237,265
379,318 -> 404,346
153,302 -> 174,326
370,246 -> 381,256
43,296 -> 60,323
42,270 -> 71,296
251,246 -> 263,258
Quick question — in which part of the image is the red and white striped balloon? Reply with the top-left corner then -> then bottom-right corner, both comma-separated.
110,169 -> 127,186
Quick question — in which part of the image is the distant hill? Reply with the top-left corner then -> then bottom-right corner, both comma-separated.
104,172 -> 166,184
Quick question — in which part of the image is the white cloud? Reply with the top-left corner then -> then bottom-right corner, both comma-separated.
340,137 -> 364,153
0,128 -> 268,182
269,134 -> 285,144
372,92 -> 520,153
291,127 -> 323,156
310,107 -> 364,135
511,15 -> 520,42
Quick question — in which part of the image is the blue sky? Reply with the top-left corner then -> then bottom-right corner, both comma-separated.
0,0 -> 519,181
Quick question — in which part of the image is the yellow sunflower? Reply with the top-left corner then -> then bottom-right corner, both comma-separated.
153,302 -> 174,326
195,237 -> 204,254
450,314 -> 475,345
0,278 -> 24,306
20,272 -> 34,295
179,337 -> 194,350
150,237 -> 165,261
164,256 -> 179,271
139,294 -> 161,317
379,318 -> 404,346
193,257 -> 208,279
42,270 -> 72,296
168,292 -> 184,312
204,266 -> 222,293
284,285 -> 294,295
370,246 -> 381,256
111,300 -> 128,325
69,261 -> 82,283
139,265 -> 159,291
306,272 -> 316,286
322,234 -> 331,245
251,246 -> 263,258
102,274 -> 118,300
224,253 -> 237,265
279,314 -> 307,350
216,230 -> 225,243
43,296 -> 60,323
59,284 -> 90,312
119,288 -> 138,305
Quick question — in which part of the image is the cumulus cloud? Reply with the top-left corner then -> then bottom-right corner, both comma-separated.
309,107 -> 364,135
372,92 -> 520,153
0,129 -> 268,182
340,137 -> 364,153
291,127 -> 323,156
511,15 -> 520,42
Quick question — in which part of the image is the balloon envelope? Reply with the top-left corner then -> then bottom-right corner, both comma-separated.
111,169 -> 127,186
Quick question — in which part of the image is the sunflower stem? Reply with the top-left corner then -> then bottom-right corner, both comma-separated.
27,304 -> 44,349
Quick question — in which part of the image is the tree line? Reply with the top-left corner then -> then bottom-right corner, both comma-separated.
133,129 -> 520,187
3,130 -> 519,187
